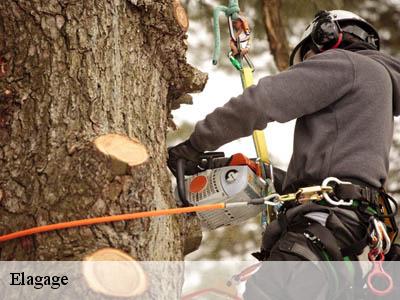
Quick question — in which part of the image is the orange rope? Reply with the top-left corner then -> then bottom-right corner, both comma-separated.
0,203 -> 225,243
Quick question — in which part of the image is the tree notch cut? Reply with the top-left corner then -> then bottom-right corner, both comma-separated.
94,133 -> 149,168
83,248 -> 148,298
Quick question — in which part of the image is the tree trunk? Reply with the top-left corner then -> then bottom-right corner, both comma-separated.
0,0 -> 206,262
262,0 -> 290,71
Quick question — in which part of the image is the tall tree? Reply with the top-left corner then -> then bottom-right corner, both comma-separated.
262,0 -> 290,71
0,0 -> 206,261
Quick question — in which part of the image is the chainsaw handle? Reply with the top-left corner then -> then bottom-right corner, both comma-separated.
176,159 -> 191,207
199,152 -> 226,169
176,152 -> 226,207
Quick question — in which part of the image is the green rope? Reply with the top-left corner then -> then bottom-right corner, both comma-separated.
226,0 -> 240,19
212,1 -> 241,65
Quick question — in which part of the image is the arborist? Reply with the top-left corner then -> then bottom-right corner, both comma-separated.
168,9 -> 400,265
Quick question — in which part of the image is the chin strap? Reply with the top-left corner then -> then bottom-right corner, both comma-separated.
331,32 -> 344,49
319,32 -> 343,52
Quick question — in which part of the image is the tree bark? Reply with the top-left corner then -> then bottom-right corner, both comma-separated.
0,0 -> 206,262
262,0 -> 290,71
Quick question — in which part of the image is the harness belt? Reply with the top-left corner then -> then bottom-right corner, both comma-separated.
333,183 -> 380,206
285,178 -> 382,209
330,181 -> 398,242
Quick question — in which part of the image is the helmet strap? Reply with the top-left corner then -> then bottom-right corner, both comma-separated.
330,32 -> 343,49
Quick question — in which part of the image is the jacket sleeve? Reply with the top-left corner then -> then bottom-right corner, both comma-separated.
189,49 -> 355,151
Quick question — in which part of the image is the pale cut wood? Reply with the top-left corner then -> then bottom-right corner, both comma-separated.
83,248 -> 148,298
94,133 -> 149,167
173,0 -> 189,32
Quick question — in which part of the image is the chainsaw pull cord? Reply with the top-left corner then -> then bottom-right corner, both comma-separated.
212,0 -> 240,65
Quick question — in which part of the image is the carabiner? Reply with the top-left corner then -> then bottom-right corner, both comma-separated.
371,218 -> 391,254
227,15 -> 237,42
322,177 -> 354,206
367,256 -> 394,296
376,219 -> 391,254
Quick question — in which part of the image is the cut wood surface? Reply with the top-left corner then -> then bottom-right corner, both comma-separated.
94,133 -> 149,167
173,0 -> 189,32
83,248 -> 148,298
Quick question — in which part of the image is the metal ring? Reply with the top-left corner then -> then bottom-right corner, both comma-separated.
367,260 -> 394,296
263,194 -> 281,206
322,177 -> 354,206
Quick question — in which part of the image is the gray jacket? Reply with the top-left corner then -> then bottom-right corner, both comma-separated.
189,49 -> 400,190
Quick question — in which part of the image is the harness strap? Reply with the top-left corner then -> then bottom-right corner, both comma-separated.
279,234 -> 321,261
305,220 -> 369,260
305,223 -> 344,261
334,184 -> 379,205
277,212 -> 288,237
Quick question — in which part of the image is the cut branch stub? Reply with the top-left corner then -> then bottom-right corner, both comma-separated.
83,248 -> 148,298
173,0 -> 189,32
94,134 -> 149,173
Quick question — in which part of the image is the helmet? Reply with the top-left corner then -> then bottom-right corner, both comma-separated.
289,10 -> 380,66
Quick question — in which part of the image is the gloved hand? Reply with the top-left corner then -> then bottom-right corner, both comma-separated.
167,140 -> 203,176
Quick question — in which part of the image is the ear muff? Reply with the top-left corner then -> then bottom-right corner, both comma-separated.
311,11 -> 343,51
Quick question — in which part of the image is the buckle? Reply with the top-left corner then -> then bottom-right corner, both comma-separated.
304,231 -> 324,249
296,186 -> 333,203
278,186 -> 334,203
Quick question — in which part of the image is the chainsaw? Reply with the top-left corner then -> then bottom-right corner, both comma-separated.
174,152 -> 276,230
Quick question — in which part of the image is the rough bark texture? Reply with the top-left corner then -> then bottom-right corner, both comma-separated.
262,0 -> 290,71
0,0 -> 207,261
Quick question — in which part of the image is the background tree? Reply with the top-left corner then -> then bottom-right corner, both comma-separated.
0,0 -> 207,262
